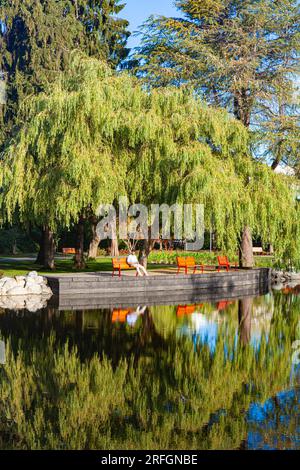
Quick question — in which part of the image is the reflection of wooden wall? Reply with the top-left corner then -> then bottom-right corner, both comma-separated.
47,268 -> 271,310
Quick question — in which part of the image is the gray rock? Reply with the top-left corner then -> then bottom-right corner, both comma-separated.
26,284 -> 42,295
271,269 -> 299,286
272,283 -> 284,291
6,286 -> 28,296
41,285 -> 52,295
1,278 -> 18,293
0,294 -> 51,312
27,271 -> 38,278
35,276 -> 45,285
286,281 -> 300,289
0,272 -> 53,298
0,296 -> 26,309
0,277 -> 11,286
15,276 -> 26,288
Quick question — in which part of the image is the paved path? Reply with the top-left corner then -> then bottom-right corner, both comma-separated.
0,255 -> 74,264
0,257 -> 37,262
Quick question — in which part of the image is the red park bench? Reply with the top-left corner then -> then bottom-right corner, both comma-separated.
176,304 -> 204,317
62,248 -> 76,255
112,309 -> 133,323
217,256 -> 238,272
176,256 -> 204,275
112,257 -> 138,277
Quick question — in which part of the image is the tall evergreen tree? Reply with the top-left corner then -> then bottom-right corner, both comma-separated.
253,81 -> 300,170
132,0 -> 299,127
0,0 -> 129,140
129,0 -> 300,266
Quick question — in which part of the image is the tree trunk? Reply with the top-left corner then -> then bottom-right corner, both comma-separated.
44,225 -> 55,270
271,102 -> 285,171
239,226 -> 254,268
139,241 -> 150,269
110,239 -> 119,257
233,90 -> 251,127
35,227 -> 45,265
234,92 -> 254,268
110,221 -> 119,257
12,239 -> 17,255
74,216 -> 86,269
88,234 -> 100,259
139,229 -> 154,269
238,298 -> 253,345
88,217 -> 100,259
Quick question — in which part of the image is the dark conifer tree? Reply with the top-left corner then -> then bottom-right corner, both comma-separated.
0,0 -> 130,139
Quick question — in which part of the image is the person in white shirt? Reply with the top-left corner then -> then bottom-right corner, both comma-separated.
127,306 -> 147,326
127,251 -> 148,276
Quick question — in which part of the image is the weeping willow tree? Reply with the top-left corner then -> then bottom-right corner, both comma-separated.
128,0 -> 300,265
0,53 -> 299,269
168,148 -> 300,264
123,88 -> 300,265
0,54 -> 125,268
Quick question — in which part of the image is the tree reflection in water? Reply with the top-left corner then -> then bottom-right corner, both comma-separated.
0,291 -> 299,449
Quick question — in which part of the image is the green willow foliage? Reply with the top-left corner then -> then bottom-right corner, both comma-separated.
0,54 -> 299,258
0,294 -> 299,449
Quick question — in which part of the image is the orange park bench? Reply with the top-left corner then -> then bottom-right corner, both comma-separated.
176,257 -> 204,275
112,257 -> 138,277
112,309 -> 132,323
217,300 -> 234,311
62,248 -> 76,255
177,305 -> 196,317
217,256 -> 238,272
176,304 -> 204,317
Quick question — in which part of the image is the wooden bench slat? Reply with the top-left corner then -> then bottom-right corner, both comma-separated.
176,256 -> 203,274
217,256 -> 238,272
112,257 -> 137,277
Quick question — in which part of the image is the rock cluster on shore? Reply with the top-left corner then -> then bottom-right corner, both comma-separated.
271,269 -> 300,290
0,271 -> 52,297
0,295 -> 50,312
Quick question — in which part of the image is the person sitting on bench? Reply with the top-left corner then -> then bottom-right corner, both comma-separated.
127,306 -> 147,326
127,251 -> 148,277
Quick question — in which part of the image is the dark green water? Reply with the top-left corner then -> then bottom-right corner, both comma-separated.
0,290 -> 299,450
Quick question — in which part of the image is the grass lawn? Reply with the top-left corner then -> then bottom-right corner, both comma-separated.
0,253 -> 275,277
0,256 -> 163,277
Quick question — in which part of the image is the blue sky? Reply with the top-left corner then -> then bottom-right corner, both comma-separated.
121,0 -> 179,49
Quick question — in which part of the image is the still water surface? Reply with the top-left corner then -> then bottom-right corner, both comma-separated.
0,290 -> 299,450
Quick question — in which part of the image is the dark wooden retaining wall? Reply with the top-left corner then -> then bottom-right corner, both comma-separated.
47,268 -> 271,310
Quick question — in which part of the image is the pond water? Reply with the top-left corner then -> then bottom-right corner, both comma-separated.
0,289 -> 299,450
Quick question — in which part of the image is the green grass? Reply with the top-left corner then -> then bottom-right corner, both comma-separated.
252,256 -> 275,268
0,252 -> 276,277
0,256 -> 163,277
148,250 -> 276,268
